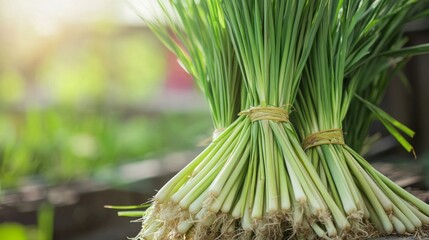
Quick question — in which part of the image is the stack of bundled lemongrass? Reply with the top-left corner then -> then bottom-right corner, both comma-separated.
119,0 -> 429,239
293,1 -> 429,238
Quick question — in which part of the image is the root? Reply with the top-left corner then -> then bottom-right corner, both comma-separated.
294,219 -> 313,239
218,216 -> 236,240
344,210 -> 374,239
414,225 -> 429,240
253,213 -> 283,240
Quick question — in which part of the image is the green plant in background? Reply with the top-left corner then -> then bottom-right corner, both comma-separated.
0,203 -> 53,240
0,69 -> 26,105
0,109 -> 211,189
0,223 -> 28,240
0,20 -> 213,189
37,31 -> 166,105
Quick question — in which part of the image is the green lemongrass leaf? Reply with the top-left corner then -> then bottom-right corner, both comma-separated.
354,95 -> 415,137
118,211 -> 145,217
380,43 -> 429,58
134,0 -> 242,130
105,203 -> 149,218
354,94 -> 415,154
104,203 -> 150,210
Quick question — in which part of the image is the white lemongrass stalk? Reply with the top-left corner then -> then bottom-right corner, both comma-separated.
404,201 -> 429,224
391,215 -> 406,235
207,148 -> 249,212
189,190 -> 207,215
177,219 -> 193,234
207,122 -> 251,197
392,205 -> 416,233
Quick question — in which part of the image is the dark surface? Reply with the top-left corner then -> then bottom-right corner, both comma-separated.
0,186 -> 149,240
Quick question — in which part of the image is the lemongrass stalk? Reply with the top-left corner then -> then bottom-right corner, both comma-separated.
371,181 -> 425,230
352,158 -> 393,212
311,222 -> 327,238
195,208 -> 215,226
177,161 -> 227,207
317,156 -> 326,187
171,125 -> 243,203
318,149 -> 343,211
189,190 -> 207,215
208,147 -> 249,212
277,126 -> 335,222
334,148 -> 362,208
352,149 -> 429,216
391,215 -> 406,234
191,118 -> 244,175
242,207 -> 252,231
324,218 -> 338,237
156,121 -> 240,202
251,158 -> 265,219
207,122 -> 250,197
404,201 -> 429,224
155,141 -> 217,202
368,169 -> 422,228
321,145 -> 357,215
177,219 -> 193,234
392,205 -> 416,233
219,169 -> 245,213
262,120 -> 279,213
364,196 -> 384,234
230,149 -> 255,219
278,152 -> 291,211
342,150 -> 394,233
355,186 -> 371,219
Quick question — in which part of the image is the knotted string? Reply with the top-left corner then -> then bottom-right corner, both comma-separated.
302,128 -> 345,151
238,106 -> 289,122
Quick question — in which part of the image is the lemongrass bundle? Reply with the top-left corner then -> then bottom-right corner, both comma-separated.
344,0 -> 429,154
137,0 -> 243,238
136,1 -> 354,239
293,0 -> 429,238
217,1 -> 350,238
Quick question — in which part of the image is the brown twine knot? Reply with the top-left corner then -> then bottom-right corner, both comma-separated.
238,106 -> 289,122
302,128 -> 345,151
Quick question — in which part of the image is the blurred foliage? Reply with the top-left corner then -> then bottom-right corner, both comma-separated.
36,31 -> 166,105
0,223 -> 28,240
0,17 -> 212,189
37,203 -> 54,240
0,203 -> 53,240
0,108 -> 211,189
0,29 -> 166,106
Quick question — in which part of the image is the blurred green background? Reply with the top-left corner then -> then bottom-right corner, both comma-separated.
0,0 -> 212,190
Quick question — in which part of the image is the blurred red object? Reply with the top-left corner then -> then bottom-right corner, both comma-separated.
165,50 -> 193,90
